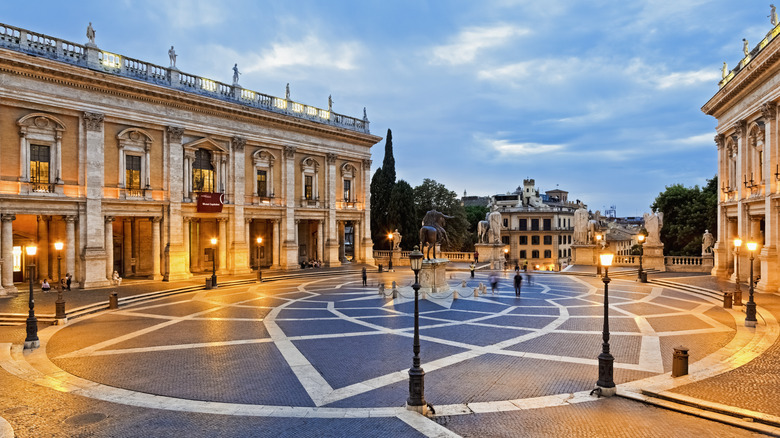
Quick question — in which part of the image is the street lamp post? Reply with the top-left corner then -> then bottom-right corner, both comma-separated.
593,252 -> 615,396
211,237 -> 218,288
745,241 -> 758,327
388,233 -> 394,271
256,237 -> 263,282
54,242 -> 65,320
406,246 -> 428,413
24,245 -> 39,349
595,233 -> 603,276
637,234 -> 646,283
734,238 -> 742,306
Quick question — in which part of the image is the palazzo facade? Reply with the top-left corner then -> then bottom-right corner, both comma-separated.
703,19 -> 780,292
0,23 -> 379,292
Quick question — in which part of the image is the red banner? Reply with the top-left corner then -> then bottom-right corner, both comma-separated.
197,193 -> 224,213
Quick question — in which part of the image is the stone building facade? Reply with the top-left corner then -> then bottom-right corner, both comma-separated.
491,179 -> 581,270
703,19 -> 780,292
0,23 -> 379,293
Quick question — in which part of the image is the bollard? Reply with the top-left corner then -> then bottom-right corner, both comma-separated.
734,289 -> 743,306
723,291 -> 733,309
378,264 -> 383,273
257,269 -> 262,283
108,292 -> 119,309
205,278 -> 213,290
393,288 -> 397,299
453,290 -> 458,300
671,346 -> 689,377
474,288 -> 479,297
379,284 -> 385,296
639,271 -> 648,283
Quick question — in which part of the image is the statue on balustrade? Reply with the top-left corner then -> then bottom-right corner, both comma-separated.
169,46 -> 177,68
743,38 -> 750,57
233,64 -> 241,85
419,210 -> 454,259
86,22 -> 96,45
702,229 -> 714,255
771,4 -> 778,26
392,229 -> 402,250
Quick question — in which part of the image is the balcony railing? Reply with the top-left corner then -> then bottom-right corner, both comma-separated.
300,197 -> 320,208
125,188 -> 146,198
30,182 -> 55,193
0,22 -> 371,134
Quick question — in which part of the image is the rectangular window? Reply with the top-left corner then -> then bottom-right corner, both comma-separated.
193,169 -> 214,192
519,219 -> 527,231
305,175 -> 313,200
343,179 -> 351,202
126,155 -> 141,190
519,236 -> 528,245
519,250 -> 526,259
532,236 -> 540,245
501,236 -> 509,244
532,250 -> 539,258
503,218 -> 508,227
543,219 -> 552,231
531,219 -> 539,231
257,170 -> 267,197
544,250 -> 552,258
544,235 -> 552,245
30,144 -> 50,184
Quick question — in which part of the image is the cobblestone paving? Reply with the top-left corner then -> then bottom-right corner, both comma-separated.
0,271 -> 762,436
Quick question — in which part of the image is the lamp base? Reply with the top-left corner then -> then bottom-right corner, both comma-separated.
24,339 -> 40,349
405,402 -> 429,415
592,385 -> 616,397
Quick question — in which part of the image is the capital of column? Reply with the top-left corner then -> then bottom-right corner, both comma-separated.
714,133 -> 725,149
1,214 -> 15,223
326,153 -> 337,164
183,216 -> 192,223
168,126 -> 184,142
64,215 -> 77,223
39,215 -> 51,222
105,216 -> 115,224
152,216 -> 163,224
232,136 -> 247,152
761,101 -> 777,120
734,120 -> 747,138
217,218 -> 228,223
83,112 -> 104,132
284,145 -> 296,158
245,217 -> 253,224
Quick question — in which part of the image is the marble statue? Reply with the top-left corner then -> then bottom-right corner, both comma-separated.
744,38 -> 750,57
477,213 -> 490,244
86,22 -> 96,45
573,207 -> 588,244
286,83 -> 291,100
392,229 -> 402,250
363,107 -> 368,121
643,211 -> 664,245
702,229 -> 714,254
528,196 -> 544,208
488,211 -> 502,244
722,62 -> 728,79
232,64 -> 240,84
328,95 -> 333,112
169,46 -> 177,68
771,4 -> 778,26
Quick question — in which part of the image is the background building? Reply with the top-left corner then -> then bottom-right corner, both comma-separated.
0,23 -> 380,292
703,19 -> 780,293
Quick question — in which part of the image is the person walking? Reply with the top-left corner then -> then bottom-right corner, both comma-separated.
66,273 -> 72,291
490,272 -> 498,294
470,263 -> 475,278
513,272 -> 522,296
361,267 -> 367,286
474,250 -> 479,263
526,271 -> 533,286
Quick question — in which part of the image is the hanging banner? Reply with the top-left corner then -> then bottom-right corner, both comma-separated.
197,193 -> 224,212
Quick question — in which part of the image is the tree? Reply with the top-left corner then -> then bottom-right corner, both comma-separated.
413,179 -> 469,251
370,129 -> 396,248
387,180 -> 417,250
651,176 -> 718,256
464,205 -> 489,251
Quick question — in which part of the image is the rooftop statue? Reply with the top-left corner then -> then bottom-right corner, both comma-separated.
86,22 -> 96,45
722,62 -> 728,79
771,4 -> 778,26
286,83 -> 291,100
744,38 -> 750,57
328,95 -> 333,112
169,46 -> 177,68
232,63 -> 241,85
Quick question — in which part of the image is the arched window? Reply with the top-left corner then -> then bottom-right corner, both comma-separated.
18,113 -> 66,194
193,149 -> 215,193
300,157 -> 320,206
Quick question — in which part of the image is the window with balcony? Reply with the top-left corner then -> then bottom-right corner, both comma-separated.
18,113 -> 65,191
305,175 -> 313,200
30,144 -> 50,186
193,149 -> 215,193
125,155 -> 142,195
519,219 -> 527,231
343,179 -> 351,202
543,219 -> 551,230
253,149 -> 276,200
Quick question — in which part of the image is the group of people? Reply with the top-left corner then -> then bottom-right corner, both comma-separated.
40,273 -> 72,292
300,260 -> 322,269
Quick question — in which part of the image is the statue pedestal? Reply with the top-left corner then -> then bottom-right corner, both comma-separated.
420,259 -> 449,293
643,243 -> 665,272
572,244 -> 598,265
475,243 -> 508,270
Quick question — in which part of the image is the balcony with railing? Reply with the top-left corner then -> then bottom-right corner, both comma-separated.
30,182 -> 56,193
300,197 -> 321,208
0,22 -> 371,134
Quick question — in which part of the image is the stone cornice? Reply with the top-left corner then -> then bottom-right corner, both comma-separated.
0,48 -> 382,148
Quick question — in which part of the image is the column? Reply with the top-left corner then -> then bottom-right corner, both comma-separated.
166,126 -> 190,281
272,219 -> 280,269
245,218 -> 253,268
123,219 -> 133,275
317,220 -> 324,261
81,112 -> 110,288
294,219 -> 300,266
105,216 -> 115,280
218,218 -> 228,274
354,220 -> 361,263
760,103 -> 778,291
151,217 -> 163,280
713,134 -> 729,277
282,145 -> 298,269
65,215 -> 76,286
1,215 -> 16,293
192,219 -> 201,271
361,158 -> 374,264
37,216 -> 49,280
183,217 -> 191,274
338,221 -> 346,262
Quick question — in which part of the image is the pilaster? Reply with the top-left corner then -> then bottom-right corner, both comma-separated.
166,126 -> 190,281
81,112 -> 110,288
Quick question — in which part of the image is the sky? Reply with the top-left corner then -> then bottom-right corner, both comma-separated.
2,1 -> 773,216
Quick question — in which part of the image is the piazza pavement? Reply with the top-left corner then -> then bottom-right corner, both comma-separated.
0,264 -> 778,437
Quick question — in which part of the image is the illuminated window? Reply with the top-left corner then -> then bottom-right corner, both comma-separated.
126,155 -> 141,190
257,170 -> 267,197
305,175 -> 313,200
343,179 -> 351,202
192,149 -> 215,193
30,144 -> 50,184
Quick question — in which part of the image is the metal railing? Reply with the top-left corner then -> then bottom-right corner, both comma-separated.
30,182 -> 55,193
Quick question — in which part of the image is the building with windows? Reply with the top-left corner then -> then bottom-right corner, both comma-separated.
703,17 -> 780,293
490,179 -> 584,270
0,23 -> 380,292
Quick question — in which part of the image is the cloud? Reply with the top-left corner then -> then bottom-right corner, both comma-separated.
482,137 -> 565,157
149,0 -> 227,28
654,68 -> 720,89
431,24 -> 530,65
255,35 -> 362,71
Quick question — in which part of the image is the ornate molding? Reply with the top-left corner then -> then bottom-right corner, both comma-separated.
1,214 -> 16,222
762,101 -> 777,120
105,216 -> 115,224
167,126 -> 184,142
64,215 -> 77,223
83,112 -> 104,132
232,136 -> 246,152
152,216 -> 163,223
734,120 -> 747,138
714,134 -> 725,149
362,158 -> 372,168
284,145 -> 296,158
326,153 -> 337,164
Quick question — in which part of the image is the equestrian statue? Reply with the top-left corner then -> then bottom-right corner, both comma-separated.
419,209 -> 454,260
